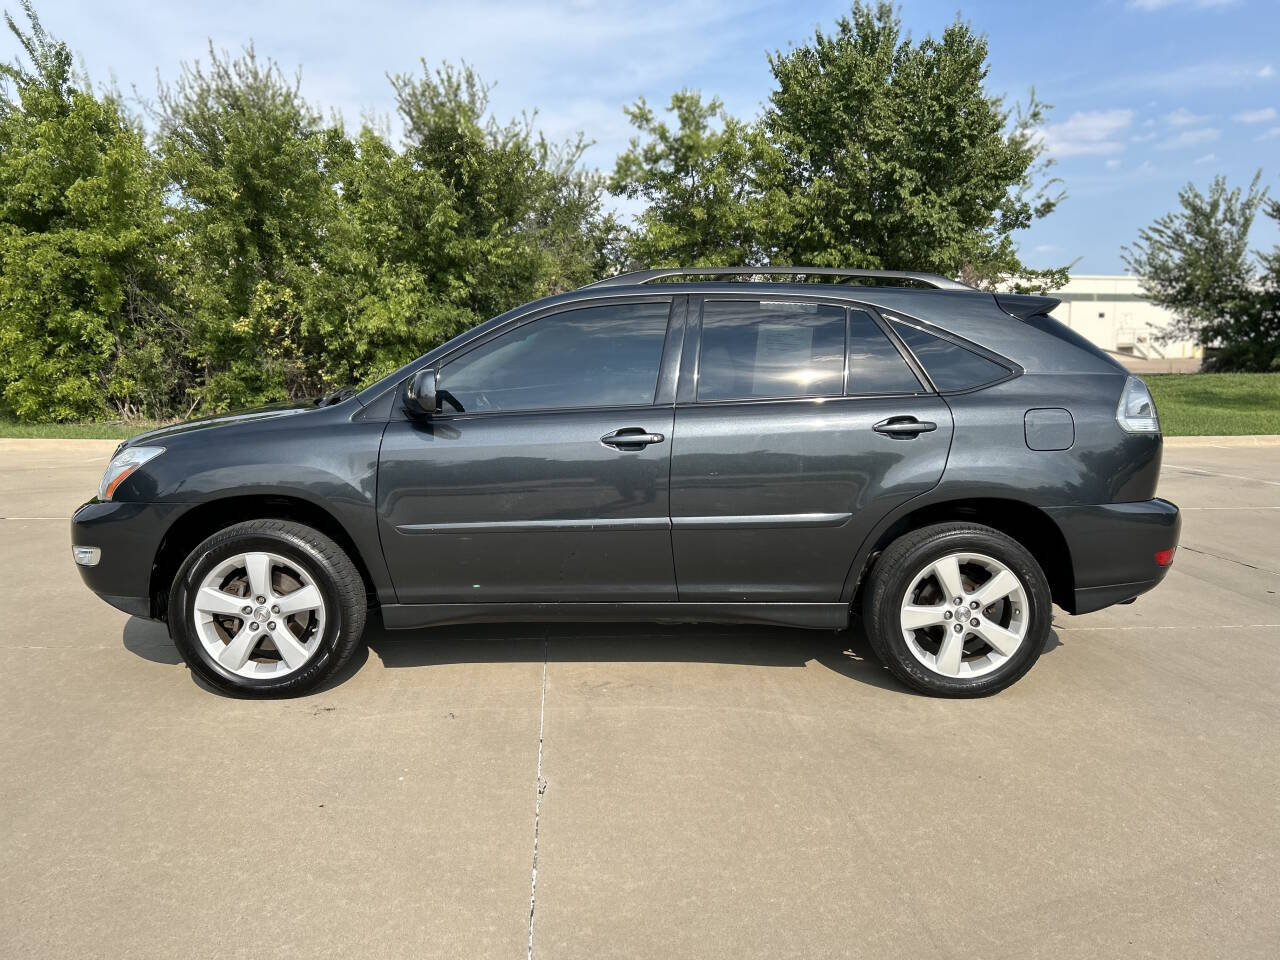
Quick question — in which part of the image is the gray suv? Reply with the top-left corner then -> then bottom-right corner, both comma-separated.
71,267 -> 1180,697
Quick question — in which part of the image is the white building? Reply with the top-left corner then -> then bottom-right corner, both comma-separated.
1047,274 -> 1201,373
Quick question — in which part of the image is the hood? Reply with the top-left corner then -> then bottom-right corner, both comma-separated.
120,398 -> 323,449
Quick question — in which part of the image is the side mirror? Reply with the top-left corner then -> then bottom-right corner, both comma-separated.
404,368 -> 438,418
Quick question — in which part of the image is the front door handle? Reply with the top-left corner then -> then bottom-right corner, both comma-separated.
873,416 -> 937,439
601,427 -> 666,450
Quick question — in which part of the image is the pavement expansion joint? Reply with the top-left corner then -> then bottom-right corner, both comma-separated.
527,636 -> 549,960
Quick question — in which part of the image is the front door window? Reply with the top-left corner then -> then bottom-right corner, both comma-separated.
437,301 -> 672,413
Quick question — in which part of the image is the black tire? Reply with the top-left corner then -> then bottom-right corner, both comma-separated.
168,519 -> 367,697
860,522 -> 1051,697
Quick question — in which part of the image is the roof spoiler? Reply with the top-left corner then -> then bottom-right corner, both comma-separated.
995,293 -> 1060,319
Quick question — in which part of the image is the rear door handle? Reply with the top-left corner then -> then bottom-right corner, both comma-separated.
601,427 -> 666,450
873,416 -> 937,438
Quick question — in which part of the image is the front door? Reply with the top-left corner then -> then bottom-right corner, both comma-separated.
378,298 -> 680,604
671,297 -> 955,601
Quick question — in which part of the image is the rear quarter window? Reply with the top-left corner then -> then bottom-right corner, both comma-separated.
890,319 -> 1011,393
1023,312 -> 1124,367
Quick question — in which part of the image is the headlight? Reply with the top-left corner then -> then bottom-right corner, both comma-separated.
1115,376 -> 1160,434
98,446 -> 165,500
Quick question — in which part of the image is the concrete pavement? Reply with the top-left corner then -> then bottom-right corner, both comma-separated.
1,438 -> 1276,959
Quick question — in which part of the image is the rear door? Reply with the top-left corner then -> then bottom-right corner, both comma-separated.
670,296 -> 953,601
378,297 -> 683,604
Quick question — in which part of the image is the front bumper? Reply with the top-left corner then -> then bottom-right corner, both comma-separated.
70,499 -> 179,619
1045,498 -> 1181,614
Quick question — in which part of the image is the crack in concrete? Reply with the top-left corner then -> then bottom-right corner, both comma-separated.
1164,464 -> 1280,488
527,636 -> 548,960
1179,543 -> 1280,577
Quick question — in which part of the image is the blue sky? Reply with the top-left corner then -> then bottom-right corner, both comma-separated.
15,0 -> 1280,273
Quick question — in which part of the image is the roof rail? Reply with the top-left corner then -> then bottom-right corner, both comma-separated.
583,266 -> 974,291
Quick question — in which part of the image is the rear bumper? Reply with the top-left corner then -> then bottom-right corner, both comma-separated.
1046,498 -> 1181,614
70,499 -> 177,619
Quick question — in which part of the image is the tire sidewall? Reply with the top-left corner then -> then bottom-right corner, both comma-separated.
169,529 -> 346,694
871,527 -> 1052,696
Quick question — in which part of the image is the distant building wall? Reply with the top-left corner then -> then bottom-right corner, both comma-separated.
1048,274 -> 1202,363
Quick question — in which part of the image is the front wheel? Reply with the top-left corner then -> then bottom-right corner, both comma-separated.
861,522 -> 1052,697
168,519 -> 367,696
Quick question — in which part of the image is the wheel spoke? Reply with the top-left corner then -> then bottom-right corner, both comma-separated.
218,625 -> 259,670
195,586 -> 247,617
974,620 -> 1023,657
271,626 -> 311,670
972,569 -> 1020,609
901,603 -> 949,631
275,584 -> 322,617
241,552 -> 275,601
931,554 -> 965,600
934,630 -> 965,676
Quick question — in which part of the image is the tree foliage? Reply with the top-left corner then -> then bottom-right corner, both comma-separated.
155,54 -> 614,411
611,2 -> 1064,288
0,0 -> 176,420
609,92 -> 760,267
30,1 -> 1270,421
1124,174 -> 1279,372
0,2 -> 617,420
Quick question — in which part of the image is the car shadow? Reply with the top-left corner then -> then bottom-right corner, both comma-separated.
122,616 -> 184,665
122,614 -> 1063,699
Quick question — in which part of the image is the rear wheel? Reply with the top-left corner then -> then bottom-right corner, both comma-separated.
168,519 -> 366,696
861,523 -> 1051,696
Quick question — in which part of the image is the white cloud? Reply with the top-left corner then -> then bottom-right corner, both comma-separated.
1258,127 -> 1280,141
1234,107 -> 1277,124
1092,61 -> 1274,94
1129,0 -> 1238,9
1193,152 -> 1217,164
1155,127 -> 1220,150
1131,131 -> 1158,143
1106,158 -> 1123,168
1165,107 -> 1207,127
1034,109 -> 1134,157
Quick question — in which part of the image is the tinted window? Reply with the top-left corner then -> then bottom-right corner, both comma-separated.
698,300 -> 845,401
890,320 -> 1010,392
1023,312 -> 1118,366
438,301 -> 670,413
847,310 -> 923,395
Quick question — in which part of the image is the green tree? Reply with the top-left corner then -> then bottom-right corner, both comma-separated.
0,0 -> 180,421
1124,173 -> 1278,372
612,2 -> 1064,289
311,63 -> 622,388
156,44 -> 348,409
610,91 -> 761,267
381,63 -> 610,331
760,2 -> 1062,287
157,55 -> 619,410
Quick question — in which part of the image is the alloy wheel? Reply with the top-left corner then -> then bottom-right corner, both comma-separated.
898,551 -> 1029,679
191,551 -> 327,679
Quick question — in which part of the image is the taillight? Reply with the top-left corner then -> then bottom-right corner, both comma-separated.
1116,376 -> 1160,434
1154,547 -> 1176,567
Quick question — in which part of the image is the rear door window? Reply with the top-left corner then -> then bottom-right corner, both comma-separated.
890,319 -> 1010,392
698,300 -> 845,401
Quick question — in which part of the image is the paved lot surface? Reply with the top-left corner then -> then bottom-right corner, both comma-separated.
1,437 -> 1277,959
